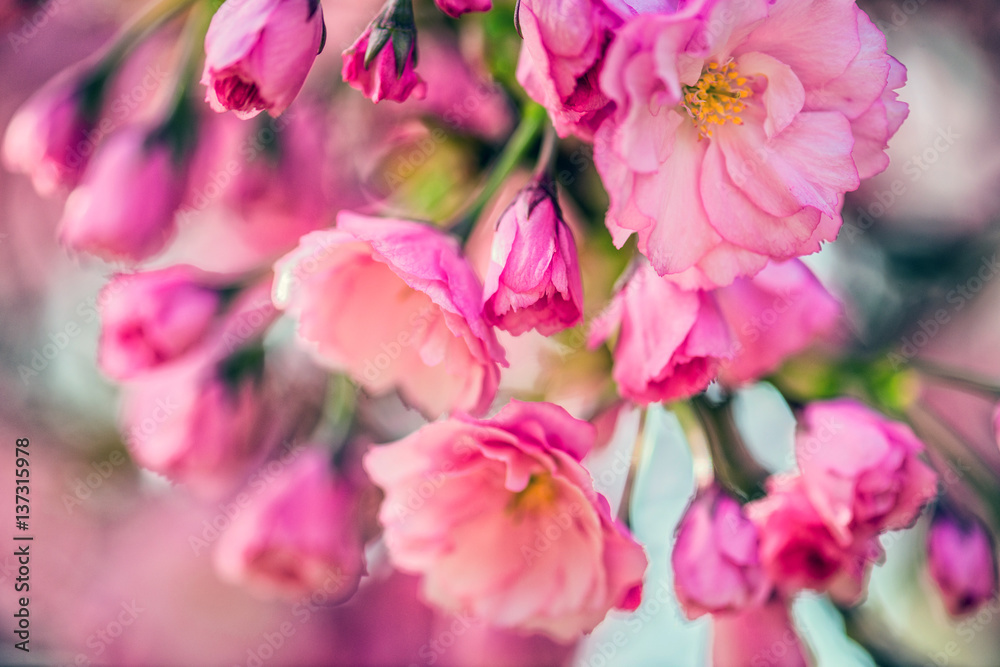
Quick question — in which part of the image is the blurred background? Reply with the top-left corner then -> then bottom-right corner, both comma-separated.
1,0 -> 1000,665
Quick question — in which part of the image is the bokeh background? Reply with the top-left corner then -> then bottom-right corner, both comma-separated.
2,0 -> 1000,665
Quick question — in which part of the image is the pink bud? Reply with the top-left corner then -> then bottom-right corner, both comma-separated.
483,181 -> 583,336
341,1 -> 426,104
2,68 -> 98,194
434,0 -> 491,18
98,266 -> 225,381
214,446 -> 367,601
711,600 -> 809,667
58,126 -> 186,263
672,485 -> 770,619
927,506 -> 998,616
202,0 -> 325,119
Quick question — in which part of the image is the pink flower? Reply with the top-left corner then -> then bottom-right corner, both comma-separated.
434,0 -> 491,18
120,347 -> 269,496
483,180 -> 584,336
201,0 -> 325,119
711,600 -> 808,667
363,400 -> 647,641
672,485 -> 770,619
716,259 -> 840,386
2,67 -> 99,194
341,0 -> 426,104
214,446 -> 367,601
272,213 -> 507,418
796,399 -> 938,545
588,262 -> 732,404
515,0 -> 625,140
98,266 -> 225,381
926,506 -> 997,617
747,475 -> 881,603
58,126 -> 186,263
593,0 -> 906,287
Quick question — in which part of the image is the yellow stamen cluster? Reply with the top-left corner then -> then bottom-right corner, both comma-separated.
682,61 -> 751,139
508,473 -> 558,515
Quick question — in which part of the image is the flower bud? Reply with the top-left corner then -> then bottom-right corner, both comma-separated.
214,446 -> 367,601
483,179 -> 583,336
672,485 -> 770,619
98,266 -> 226,380
341,0 -> 426,103
58,125 -> 187,263
927,505 -> 998,616
202,0 -> 325,119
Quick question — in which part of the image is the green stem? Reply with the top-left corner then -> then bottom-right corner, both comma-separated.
449,102 -> 547,241
99,0 -> 200,72
690,394 -> 768,501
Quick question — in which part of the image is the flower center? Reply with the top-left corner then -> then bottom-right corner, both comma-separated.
508,473 -> 558,514
682,61 -> 751,139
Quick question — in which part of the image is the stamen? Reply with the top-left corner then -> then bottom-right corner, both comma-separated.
681,60 -> 752,139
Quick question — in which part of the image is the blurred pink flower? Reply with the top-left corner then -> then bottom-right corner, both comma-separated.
711,599 -> 808,667
588,262 -> 732,404
341,1 -> 426,104
483,180 -> 583,336
201,0 -> 325,119
747,475 -> 881,603
120,346 -> 269,496
434,0 -> 491,17
214,446 -> 367,601
672,485 -> 770,619
593,0 -> 905,287
272,214 -> 507,418
98,265 -> 225,381
363,399 -> 647,642
796,399 -> 938,545
2,66 -> 98,194
716,259 -> 841,386
515,0 -> 626,140
926,506 -> 998,617
57,125 -> 186,263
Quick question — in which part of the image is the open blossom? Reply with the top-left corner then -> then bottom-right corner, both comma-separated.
747,475 -> 882,603
58,126 -> 186,263
214,446 -> 367,602
483,179 -> 584,336
202,0 -> 325,119
341,0 -> 426,104
926,506 -> 998,617
272,213 -> 507,418
98,266 -> 225,381
515,0 -> 627,140
363,400 -> 647,641
588,261 -> 732,404
672,485 -> 770,619
716,259 -> 841,386
594,0 -> 907,287
796,399 -> 938,545
2,67 -> 99,194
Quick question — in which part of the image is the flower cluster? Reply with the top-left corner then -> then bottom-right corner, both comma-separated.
7,0 -> 998,661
